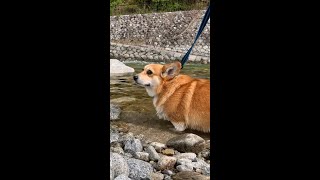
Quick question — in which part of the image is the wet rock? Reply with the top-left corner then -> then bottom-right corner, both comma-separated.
151,172 -> 164,180
124,138 -> 143,154
172,171 -> 210,180
114,174 -> 132,180
198,150 -> 210,160
156,155 -> 177,171
127,158 -> 153,180
162,169 -> 174,176
150,142 -> 166,152
110,132 -> 120,143
176,164 -> 194,172
149,160 -> 157,169
134,134 -> 145,141
174,150 -> 180,155
174,153 -> 197,161
195,168 -> 202,173
205,140 -> 210,149
203,166 -> 210,176
146,145 -> 160,161
142,141 -> 150,149
110,103 -> 121,120
111,125 -> 119,133
110,59 -> 135,76
111,168 -> 114,180
119,132 -> 135,144
192,158 -> 210,176
166,133 -> 205,154
111,141 -> 123,148
134,152 -> 149,162
124,153 -> 133,158
111,146 -> 125,155
164,174 -> 173,180
162,149 -> 174,156
110,152 -> 130,179
176,158 -> 192,165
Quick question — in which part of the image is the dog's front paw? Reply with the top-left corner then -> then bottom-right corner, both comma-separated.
171,122 -> 186,132
170,122 -> 186,134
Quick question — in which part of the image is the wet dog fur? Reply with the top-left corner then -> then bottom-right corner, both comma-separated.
133,61 -> 210,133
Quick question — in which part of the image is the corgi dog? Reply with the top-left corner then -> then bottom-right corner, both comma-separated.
133,61 -> 210,133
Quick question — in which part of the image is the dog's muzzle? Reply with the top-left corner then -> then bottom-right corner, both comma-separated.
133,75 -> 150,87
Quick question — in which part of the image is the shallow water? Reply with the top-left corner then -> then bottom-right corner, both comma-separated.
110,62 -> 211,143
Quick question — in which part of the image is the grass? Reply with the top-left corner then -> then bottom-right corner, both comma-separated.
110,0 -> 210,16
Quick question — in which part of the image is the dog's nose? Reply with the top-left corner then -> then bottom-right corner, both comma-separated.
133,75 -> 138,81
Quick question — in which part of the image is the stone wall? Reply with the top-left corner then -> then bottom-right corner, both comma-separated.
110,10 -> 210,63
110,43 -> 210,64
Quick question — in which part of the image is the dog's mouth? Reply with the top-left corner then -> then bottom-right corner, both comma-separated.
134,81 -> 150,87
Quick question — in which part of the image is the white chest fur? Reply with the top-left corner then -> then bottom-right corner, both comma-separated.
153,96 -> 168,120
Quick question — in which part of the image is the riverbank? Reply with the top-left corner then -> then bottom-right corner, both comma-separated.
110,124 -> 210,180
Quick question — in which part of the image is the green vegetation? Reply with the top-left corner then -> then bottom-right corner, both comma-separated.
110,0 -> 210,16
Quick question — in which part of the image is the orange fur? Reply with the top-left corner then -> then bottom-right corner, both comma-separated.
134,61 -> 210,133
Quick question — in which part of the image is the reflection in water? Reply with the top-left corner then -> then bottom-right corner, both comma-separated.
110,62 -> 211,143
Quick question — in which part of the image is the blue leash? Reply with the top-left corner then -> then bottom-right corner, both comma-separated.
181,4 -> 211,69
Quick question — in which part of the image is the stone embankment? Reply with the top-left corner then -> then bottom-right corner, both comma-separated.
110,10 -> 210,64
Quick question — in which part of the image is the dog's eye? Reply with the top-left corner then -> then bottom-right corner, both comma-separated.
147,70 -> 153,75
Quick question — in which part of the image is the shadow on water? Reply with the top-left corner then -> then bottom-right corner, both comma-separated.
110,62 -> 211,143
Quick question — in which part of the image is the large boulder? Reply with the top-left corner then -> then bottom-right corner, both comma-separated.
110,152 -> 130,180
110,59 -> 134,76
166,133 -> 206,154
126,158 -> 153,180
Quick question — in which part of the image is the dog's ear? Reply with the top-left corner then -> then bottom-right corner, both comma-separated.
161,61 -> 181,80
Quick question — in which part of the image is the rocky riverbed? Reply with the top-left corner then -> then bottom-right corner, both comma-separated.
110,125 -> 210,180
110,60 -> 211,179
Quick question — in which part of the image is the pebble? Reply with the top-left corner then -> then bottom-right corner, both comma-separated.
162,169 -> 174,176
111,146 -> 125,155
150,142 -> 166,152
176,164 -> 194,172
134,152 -> 149,162
110,133 -> 120,143
124,138 -> 143,154
164,174 -> 173,180
146,145 -> 160,161
156,155 -> 177,171
127,158 -> 153,180
192,158 -> 210,176
151,172 -> 165,180
162,148 -> 175,156
176,158 -> 192,165
175,153 -> 197,161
